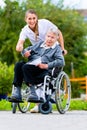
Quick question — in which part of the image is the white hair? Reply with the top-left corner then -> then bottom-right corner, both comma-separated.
47,27 -> 59,36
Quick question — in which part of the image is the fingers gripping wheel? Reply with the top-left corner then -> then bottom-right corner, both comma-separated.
39,102 -> 52,114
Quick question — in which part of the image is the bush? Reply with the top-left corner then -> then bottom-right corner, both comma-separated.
71,82 -> 85,98
0,61 -> 14,95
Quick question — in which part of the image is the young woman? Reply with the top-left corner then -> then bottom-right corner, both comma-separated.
16,9 -> 67,54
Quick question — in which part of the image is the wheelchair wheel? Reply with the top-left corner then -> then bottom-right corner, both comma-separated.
39,102 -> 52,114
55,71 -> 71,114
12,103 -> 18,113
18,82 -> 30,113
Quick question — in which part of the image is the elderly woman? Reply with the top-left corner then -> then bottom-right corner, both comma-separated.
9,27 -> 65,105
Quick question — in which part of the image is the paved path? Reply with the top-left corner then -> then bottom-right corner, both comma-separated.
0,111 -> 87,130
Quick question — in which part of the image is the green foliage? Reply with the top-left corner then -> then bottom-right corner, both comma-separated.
0,0 -> 25,64
0,0 -> 87,78
0,61 -> 14,94
46,8 -> 87,77
71,82 -> 85,98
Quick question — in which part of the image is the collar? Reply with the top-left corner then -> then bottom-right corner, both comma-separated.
40,41 -> 59,49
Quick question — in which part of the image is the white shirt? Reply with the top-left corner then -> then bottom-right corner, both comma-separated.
19,19 -> 58,45
40,41 -> 59,49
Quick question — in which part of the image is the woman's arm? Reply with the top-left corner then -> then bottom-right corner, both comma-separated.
16,40 -> 25,52
58,29 -> 67,55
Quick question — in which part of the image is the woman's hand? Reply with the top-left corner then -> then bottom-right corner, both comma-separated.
16,40 -> 24,52
62,49 -> 68,55
16,44 -> 23,52
37,63 -> 48,69
24,50 -> 31,58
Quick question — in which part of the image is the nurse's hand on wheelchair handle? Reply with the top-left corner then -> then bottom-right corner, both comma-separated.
62,49 -> 67,55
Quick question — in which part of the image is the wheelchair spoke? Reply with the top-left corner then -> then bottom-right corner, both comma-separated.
55,71 -> 71,114
18,83 -> 30,113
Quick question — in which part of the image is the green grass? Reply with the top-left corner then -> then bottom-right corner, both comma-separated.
53,99 -> 87,111
0,99 -> 87,111
0,99 -> 12,110
69,99 -> 87,110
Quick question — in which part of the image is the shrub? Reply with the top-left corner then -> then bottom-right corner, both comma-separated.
0,61 -> 14,95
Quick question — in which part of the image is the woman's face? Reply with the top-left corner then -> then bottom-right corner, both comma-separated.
45,32 -> 58,47
25,13 -> 38,29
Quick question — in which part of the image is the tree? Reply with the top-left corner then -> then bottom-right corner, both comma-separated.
0,0 -> 25,64
0,0 -> 87,77
0,61 -> 14,95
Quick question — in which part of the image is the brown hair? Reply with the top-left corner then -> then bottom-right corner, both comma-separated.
25,9 -> 39,40
25,9 -> 38,19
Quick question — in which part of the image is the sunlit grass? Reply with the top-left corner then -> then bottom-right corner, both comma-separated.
0,99 -> 87,111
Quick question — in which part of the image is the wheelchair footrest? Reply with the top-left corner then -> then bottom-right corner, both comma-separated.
7,97 -> 23,103
28,97 -> 44,103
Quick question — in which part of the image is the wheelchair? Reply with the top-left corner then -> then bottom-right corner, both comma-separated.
12,67 -> 71,114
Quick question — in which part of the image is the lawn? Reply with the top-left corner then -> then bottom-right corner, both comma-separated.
0,99 -> 87,111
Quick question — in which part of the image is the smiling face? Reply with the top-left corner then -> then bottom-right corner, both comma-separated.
45,30 -> 59,47
25,13 -> 38,30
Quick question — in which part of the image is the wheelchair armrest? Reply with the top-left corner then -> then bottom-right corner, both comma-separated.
51,67 -> 63,77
